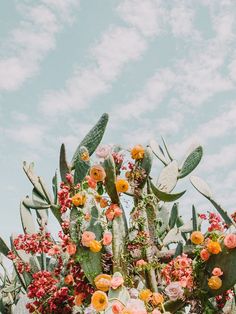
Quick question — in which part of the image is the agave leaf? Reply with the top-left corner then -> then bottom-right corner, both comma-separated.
150,180 -> 186,202
52,171 -> 58,204
163,227 -> 183,246
161,136 -> 173,161
149,139 -> 168,165
169,203 -> 179,229
73,146 -> 90,184
157,160 -> 178,193
59,143 -> 70,182
20,202 -> 36,234
71,113 -> 109,168
174,242 -> 184,258
179,146 -> 203,179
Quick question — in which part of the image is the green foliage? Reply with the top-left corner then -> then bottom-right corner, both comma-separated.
59,143 -> 70,182
150,180 -> 186,202
178,146 -> 203,178
74,146 -> 90,184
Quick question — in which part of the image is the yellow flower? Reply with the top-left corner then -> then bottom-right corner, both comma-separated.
94,274 -> 112,292
208,276 -> 222,290
115,179 -> 129,193
91,291 -> 108,311
81,151 -> 90,161
207,240 -> 222,254
152,292 -> 164,305
190,231 -> 204,245
139,289 -> 152,302
89,240 -> 102,253
131,145 -> 145,160
71,192 -> 87,207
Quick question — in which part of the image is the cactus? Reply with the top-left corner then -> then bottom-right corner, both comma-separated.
59,143 -> 70,182
178,146 -> 203,179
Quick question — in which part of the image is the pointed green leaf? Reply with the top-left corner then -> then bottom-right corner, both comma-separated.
192,205 -> 198,231
59,143 -> 70,182
0,237 -> 10,257
149,139 -> 168,165
169,203 -> 179,228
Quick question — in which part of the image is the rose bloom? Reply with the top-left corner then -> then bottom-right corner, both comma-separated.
139,289 -> 152,302
71,192 -> 87,206
86,176 -> 97,189
208,276 -> 222,290
66,243 -> 77,255
207,241 -> 222,254
136,259 -> 147,267
112,302 -> 124,314
96,145 -> 111,159
190,231 -> 204,245
115,178 -> 129,193
105,204 -> 122,221
200,248 -> 210,261
103,231 -> 112,246
212,267 -> 223,276
91,291 -> 108,311
90,165 -> 106,182
152,310 -> 161,314
124,299 -> 147,314
152,293 -> 164,306
165,282 -> 184,301
89,240 -> 102,253
94,274 -> 112,292
131,145 -> 145,160
64,274 -> 74,285
75,293 -> 86,306
224,234 -> 236,249
110,276 -> 124,289
81,231 -> 96,247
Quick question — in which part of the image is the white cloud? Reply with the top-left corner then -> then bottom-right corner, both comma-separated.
5,124 -> 46,146
169,4 -> 195,37
0,0 -> 79,91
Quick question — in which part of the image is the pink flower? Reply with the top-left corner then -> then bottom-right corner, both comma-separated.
152,310 -> 161,314
165,282 -> 184,301
65,173 -> 73,184
124,299 -> 147,314
85,176 -> 97,189
200,249 -> 210,261
224,234 -> 236,249
81,231 -> 96,247
48,245 -> 60,256
103,231 -> 112,246
114,206 -> 122,217
136,259 -> 147,267
96,145 -> 111,159
112,302 -> 124,314
212,267 -> 223,276
111,276 -> 124,289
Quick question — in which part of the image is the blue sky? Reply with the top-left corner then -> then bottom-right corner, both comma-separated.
1,0 -> 236,242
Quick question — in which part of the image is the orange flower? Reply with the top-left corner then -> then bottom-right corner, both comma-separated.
71,192 -> 87,207
200,248 -> 210,261
208,276 -> 222,290
94,274 -> 112,292
89,240 -> 102,253
139,289 -> 152,302
90,165 -> 106,182
100,198 -> 109,208
66,243 -> 77,255
115,179 -> 129,193
64,274 -> 74,285
207,241 -> 222,254
131,144 -> 145,160
152,292 -> 164,306
81,151 -> 90,161
190,231 -> 204,245
91,291 -> 108,311
105,204 -> 122,221
75,293 -> 86,306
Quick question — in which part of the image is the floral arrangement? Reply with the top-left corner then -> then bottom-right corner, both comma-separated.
1,113 -> 236,314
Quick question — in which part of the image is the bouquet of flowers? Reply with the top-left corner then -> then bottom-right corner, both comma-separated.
1,113 -> 236,314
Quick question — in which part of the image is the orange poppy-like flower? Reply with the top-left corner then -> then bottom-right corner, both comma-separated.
75,293 -> 86,306
90,165 -> 106,182
91,291 -> 109,311
89,240 -> 102,253
131,144 -> 145,160
71,192 -> 87,207
115,179 -> 129,193
207,241 -> 222,254
64,274 -> 74,285
152,292 -> 164,306
66,243 -> 77,255
208,276 -> 222,290
94,274 -> 112,292
100,198 -> 109,208
139,289 -> 152,302
190,231 -> 204,245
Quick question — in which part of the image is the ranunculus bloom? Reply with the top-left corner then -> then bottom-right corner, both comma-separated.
152,292 -> 164,306
112,301 -> 124,314
110,276 -> 124,289
212,267 -> 223,276
91,291 -> 108,311
75,292 -> 86,306
81,231 -> 96,247
190,231 -> 204,245
139,289 -> 152,302
71,192 -> 87,206
86,176 -> 97,189
115,178 -> 129,193
96,145 -> 111,159
165,282 -> 184,301
64,274 -> 74,285
131,145 -> 145,160
208,276 -> 222,290
90,165 -> 106,182
200,248 -> 210,261
224,234 -> 236,249
136,259 -> 147,267
103,231 -> 112,246
89,240 -> 102,253
100,198 -> 109,208
94,274 -> 112,292
66,243 -> 77,255
105,204 -> 122,221
207,241 -> 222,254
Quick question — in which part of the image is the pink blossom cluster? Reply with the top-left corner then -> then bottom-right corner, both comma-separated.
8,251 -> 31,274
199,212 -> 227,232
161,254 -> 193,290
58,183 -> 72,214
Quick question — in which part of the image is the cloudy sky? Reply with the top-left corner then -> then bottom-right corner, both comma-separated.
1,0 -> 236,241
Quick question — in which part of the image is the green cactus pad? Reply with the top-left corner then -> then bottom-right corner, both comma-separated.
150,180 -> 186,202
59,143 -> 70,182
178,146 -> 203,179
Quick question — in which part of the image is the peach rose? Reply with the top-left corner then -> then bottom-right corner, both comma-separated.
136,259 -> 147,267
90,165 -> 106,182
112,302 -> 124,314
212,267 -> 223,276
103,231 -> 112,246
110,276 -> 124,289
224,234 -> 236,249
66,243 -> 77,255
200,249 -> 210,261
81,231 -> 96,247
